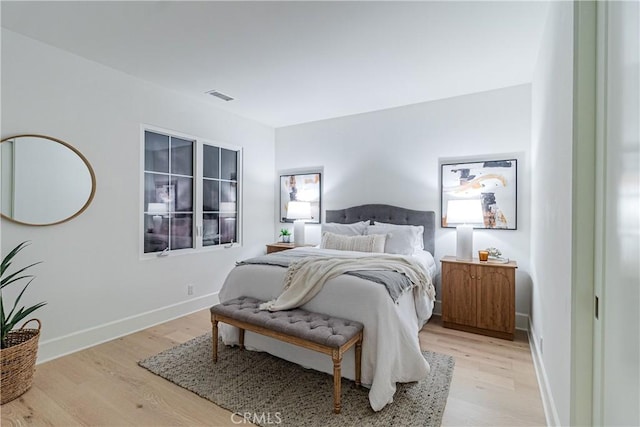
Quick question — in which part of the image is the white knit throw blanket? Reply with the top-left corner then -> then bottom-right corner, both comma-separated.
259,254 -> 435,311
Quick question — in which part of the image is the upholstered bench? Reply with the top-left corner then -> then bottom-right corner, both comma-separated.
210,296 -> 364,414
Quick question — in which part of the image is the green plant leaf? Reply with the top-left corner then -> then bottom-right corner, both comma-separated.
0,241 -> 30,275
1,241 -> 41,290
1,267 -> 39,289
5,277 -> 38,321
0,298 -> 5,346
2,302 -> 46,343
0,241 -> 45,348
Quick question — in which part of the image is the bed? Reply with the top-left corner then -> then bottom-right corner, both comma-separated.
218,204 -> 436,411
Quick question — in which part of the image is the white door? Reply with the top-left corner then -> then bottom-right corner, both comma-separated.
593,1 -> 640,425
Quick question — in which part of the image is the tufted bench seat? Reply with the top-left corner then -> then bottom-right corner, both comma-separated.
210,296 -> 363,414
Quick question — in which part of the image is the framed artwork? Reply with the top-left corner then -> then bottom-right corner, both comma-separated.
280,172 -> 322,223
441,159 -> 517,230
155,183 -> 176,212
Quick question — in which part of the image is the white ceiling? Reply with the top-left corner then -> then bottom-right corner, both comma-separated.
1,1 -> 549,128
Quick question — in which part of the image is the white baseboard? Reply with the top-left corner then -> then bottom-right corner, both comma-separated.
37,292 -> 220,364
529,319 -> 561,426
432,300 -> 530,331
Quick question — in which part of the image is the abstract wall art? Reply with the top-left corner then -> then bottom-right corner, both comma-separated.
441,159 -> 517,230
279,172 -> 322,223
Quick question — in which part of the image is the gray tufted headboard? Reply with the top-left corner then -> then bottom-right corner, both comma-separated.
325,204 -> 436,256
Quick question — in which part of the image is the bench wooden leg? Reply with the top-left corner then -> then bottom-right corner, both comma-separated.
355,334 -> 362,388
332,350 -> 342,414
212,319 -> 219,363
238,328 -> 245,350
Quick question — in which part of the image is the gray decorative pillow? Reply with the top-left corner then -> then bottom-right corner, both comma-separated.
321,221 -> 369,236
320,231 -> 386,253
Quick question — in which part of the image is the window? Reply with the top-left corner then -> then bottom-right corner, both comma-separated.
202,144 -> 239,248
142,127 -> 241,255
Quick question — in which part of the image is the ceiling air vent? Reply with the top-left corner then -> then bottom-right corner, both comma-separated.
206,90 -> 234,102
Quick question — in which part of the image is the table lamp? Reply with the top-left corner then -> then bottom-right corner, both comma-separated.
148,202 -> 167,234
286,201 -> 311,246
446,199 -> 484,261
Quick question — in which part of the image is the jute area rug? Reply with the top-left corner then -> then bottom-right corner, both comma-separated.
139,333 -> 455,427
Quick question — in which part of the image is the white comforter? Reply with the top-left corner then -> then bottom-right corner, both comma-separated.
218,247 -> 436,411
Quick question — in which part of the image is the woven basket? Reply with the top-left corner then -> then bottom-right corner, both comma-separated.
1,319 -> 41,405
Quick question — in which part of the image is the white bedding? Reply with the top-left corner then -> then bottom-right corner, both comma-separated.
218,247 -> 436,411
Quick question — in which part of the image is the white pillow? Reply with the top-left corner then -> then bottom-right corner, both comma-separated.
366,224 -> 422,255
321,221 -> 369,236
320,231 -> 386,253
372,222 -> 425,250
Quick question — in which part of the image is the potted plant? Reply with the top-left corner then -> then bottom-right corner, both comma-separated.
279,228 -> 291,243
1,241 -> 45,404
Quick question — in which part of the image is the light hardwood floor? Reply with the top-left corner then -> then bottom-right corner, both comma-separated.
1,310 -> 546,426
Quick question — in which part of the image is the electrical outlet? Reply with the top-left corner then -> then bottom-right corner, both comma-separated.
187,284 -> 194,296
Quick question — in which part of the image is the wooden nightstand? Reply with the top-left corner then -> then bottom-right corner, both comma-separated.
266,242 -> 314,253
266,242 -> 297,254
440,256 -> 517,340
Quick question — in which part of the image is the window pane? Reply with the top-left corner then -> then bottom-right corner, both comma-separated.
171,137 -> 193,176
203,179 -> 219,212
170,214 -> 192,250
203,145 -> 219,179
144,173 -> 170,211
144,214 -> 168,253
203,213 -> 219,247
145,131 -> 169,173
173,177 -> 193,212
221,149 -> 237,180
220,181 -> 236,212
220,213 -> 237,244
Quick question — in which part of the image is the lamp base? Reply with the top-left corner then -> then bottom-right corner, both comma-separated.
153,215 -> 163,234
293,220 -> 306,246
455,224 -> 473,261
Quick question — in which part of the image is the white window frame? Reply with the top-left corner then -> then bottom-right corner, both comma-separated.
140,124 -> 242,259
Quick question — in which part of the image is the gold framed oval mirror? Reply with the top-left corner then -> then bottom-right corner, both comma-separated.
1,134 -> 96,226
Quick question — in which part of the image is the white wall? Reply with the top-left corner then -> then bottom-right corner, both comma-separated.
276,84 -> 533,323
530,2 -> 574,425
0,30 -> 275,362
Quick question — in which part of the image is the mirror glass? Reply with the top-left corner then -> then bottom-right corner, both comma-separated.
1,135 -> 96,226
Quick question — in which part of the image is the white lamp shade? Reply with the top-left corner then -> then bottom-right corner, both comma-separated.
286,201 -> 312,220
219,202 -> 236,212
446,199 -> 484,225
148,203 -> 167,215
